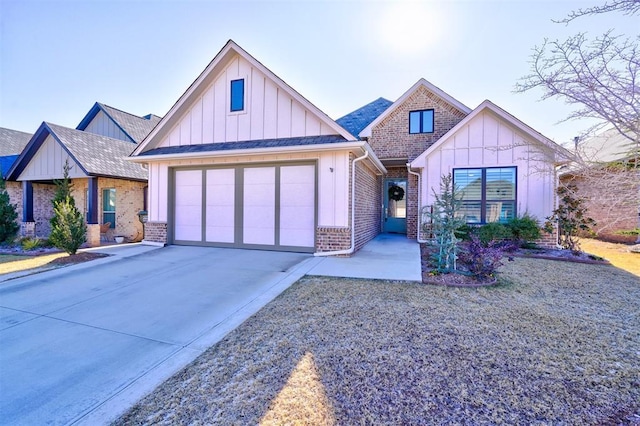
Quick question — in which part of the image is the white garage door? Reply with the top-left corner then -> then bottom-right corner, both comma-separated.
172,164 -> 316,252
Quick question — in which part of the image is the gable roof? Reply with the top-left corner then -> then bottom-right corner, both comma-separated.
77,102 -> 161,143
0,127 -> 33,177
359,78 -> 472,138
336,98 -> 393,139
575,127 -> 638,163
410,100 -> 570,167
132,39 -> 355,156
8,122 -> 147,181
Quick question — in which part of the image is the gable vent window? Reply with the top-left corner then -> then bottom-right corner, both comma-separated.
409,109 -> 434,134
230,79 -> 245,112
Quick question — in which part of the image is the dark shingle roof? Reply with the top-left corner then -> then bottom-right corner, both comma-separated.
139,135 -> 348,156
336,98 -> 393,139
47,123 -> 148,180
1,127 -> 32,177
0,127 -> 32,156
99,104 -> 161,143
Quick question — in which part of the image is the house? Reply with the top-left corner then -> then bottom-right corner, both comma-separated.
561,128 -> 639,241
129,39 -> 566,253
0,127 -> 33,222
7,104 -> 160,245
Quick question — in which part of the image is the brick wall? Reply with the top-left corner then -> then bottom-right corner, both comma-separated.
561,168 -> 639,241
5,181 -> 22,223
369,85 -> 467,162
33,183 -> 56,237
354,160 -> 381,251
316,227 -> 351,253
144,221 -> 167,244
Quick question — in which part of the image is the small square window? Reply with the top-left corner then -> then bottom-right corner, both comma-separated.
230,79 -> 244,112
409,109 -> 434,134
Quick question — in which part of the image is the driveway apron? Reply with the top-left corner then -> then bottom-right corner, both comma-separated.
0,246 -> 310,425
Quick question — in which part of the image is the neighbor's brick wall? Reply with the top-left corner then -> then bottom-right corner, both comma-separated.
5,181 -> 22,224
368,85 -> 467,162
561,169 -> 639,242
33,183 -> 56,237
144,221 -> 167,244
354,160 -> 382,251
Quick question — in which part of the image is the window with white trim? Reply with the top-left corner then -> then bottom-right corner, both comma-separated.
453,167 -> 516,224
230,79 -> 245,112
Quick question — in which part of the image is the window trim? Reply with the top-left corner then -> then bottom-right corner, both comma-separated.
409,109 -> 434,134
102,188 -> 116,228
453,166 -> 517,224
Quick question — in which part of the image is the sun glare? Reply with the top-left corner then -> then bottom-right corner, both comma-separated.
376,1 -> 444,56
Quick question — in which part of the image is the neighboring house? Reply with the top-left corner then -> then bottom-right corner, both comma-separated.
130,40 -> 566,253
0,127 -> 33,222
7,104 -> 159,245
561,128 -> 640,241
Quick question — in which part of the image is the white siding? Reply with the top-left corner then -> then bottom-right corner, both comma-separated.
157,55 -> 337,148
421,111 -> 555,222
83,110 -> 130,142
18,135 -> 88,181
145,150 -> 350,228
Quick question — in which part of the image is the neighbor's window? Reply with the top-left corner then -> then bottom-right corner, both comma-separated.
453,167 -> 516,224
230,79 -> 245,112
409,109 -> 434,134
103,188 -> 116,228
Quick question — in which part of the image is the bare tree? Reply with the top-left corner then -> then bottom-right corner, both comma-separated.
516,1 -> 640,241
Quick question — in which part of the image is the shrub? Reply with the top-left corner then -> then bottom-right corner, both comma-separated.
0,176 -> 19,244
49,161 -> 86,255
21,237 -> 45,251
544,183 -> 595,253
615,228 -> 640,236
506,214 -> 541,247
478,222 -> 511,245
459,235 -> 513,281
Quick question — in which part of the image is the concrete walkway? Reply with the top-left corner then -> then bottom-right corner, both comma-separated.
307,233 -> 422,282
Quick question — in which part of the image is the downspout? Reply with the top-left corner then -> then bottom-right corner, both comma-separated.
407,163 -> 428,243
314,150 -> 370,257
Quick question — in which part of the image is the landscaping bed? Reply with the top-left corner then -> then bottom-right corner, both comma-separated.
116,258 -> 640,425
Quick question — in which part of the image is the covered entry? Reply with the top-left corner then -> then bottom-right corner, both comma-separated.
171,162 -> 316,252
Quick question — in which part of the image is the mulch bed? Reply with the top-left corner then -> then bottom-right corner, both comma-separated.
49,252 -> 109,265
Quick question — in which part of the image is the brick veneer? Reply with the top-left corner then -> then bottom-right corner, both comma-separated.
561,169 -> 639,241
316,227 -> 351,252
144,221 -> 168,244
369,85 -> 467,162
354,160 -> 382,251
5,181 -> 22,222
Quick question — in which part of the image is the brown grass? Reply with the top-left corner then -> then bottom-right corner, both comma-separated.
580,238 -> 640,276
117,257 -> 640,425
0,253 -> 67,275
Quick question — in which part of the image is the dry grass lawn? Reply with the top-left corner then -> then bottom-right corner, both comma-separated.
117,257 -> 640,425
0,253 -> 67,275
580,238 -> 640,276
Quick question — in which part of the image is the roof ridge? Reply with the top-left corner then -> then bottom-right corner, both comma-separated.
98,102 -> 150,120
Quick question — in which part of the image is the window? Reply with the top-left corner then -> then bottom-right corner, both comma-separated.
230,79 -> 244,112
103,188 -> 116,228
453,167 -> 516,224
409,109 -> 434,134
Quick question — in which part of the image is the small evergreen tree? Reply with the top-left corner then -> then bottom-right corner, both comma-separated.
426,173 -> 466,273
0,175 -> 20,243
544,183 -> 596,253
49,160 -> 86,254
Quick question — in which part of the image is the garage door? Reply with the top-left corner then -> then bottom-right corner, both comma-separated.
172,163 -> 316,252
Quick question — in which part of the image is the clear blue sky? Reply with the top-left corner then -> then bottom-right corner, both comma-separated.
0,0 -> 636,144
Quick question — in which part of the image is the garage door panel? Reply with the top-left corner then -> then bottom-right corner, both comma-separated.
174,170 -> 202,242
280,165 -> 315,248
280,229 -> 315,247
206,169 -> 235,243
243,168 -> 275,246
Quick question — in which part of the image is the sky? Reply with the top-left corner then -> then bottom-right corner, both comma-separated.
0,0 -> 637,145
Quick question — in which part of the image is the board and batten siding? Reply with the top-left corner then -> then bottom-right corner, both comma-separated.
83,110 -> 131,142
420,111 -> 555,222
18,135 -> 88,181
146,151 -> 349,228
157,55 -> 337,148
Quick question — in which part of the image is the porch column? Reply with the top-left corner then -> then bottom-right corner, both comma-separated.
85,177 -> 100,247
21,181 -> 35,237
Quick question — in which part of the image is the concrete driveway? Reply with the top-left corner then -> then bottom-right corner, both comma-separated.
0,246 -> 311,425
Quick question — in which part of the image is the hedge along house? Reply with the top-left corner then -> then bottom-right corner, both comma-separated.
409,100 -> 569,246
129,40 -> 387,254
7,104 -> 160,245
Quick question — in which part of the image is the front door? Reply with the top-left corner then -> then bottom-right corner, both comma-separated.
384,178 -> 407,234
